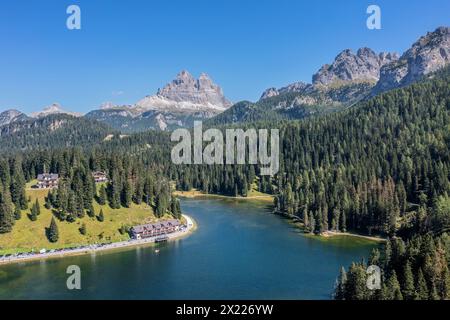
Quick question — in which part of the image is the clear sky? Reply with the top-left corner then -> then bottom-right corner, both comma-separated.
0,0 -> 449,114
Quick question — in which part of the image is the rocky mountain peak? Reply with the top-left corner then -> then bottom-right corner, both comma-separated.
260,88 -> 280,100
29,103 -> 82,118
260,82 -> 310,100
173,70 -> 196,84
143,70 -> 231,111
373,26 -> 450,94
0,109 -> 28,127
312,48 -> 399,87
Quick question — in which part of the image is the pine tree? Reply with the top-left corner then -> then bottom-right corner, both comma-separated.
79,223 -> 87,235
155,193 -> 169,218
344,263 -> 368,300
29,202 -> 38,221
387,271 -> 403,300
86,201 -> 95,218
340,211 -> 347,232
97,209 -> 105,222
171,198 -> 182,219
334,267 -> 347,300
308,211 -> 315,234
0,189 -> 15,233
34,199 -> 41,216
47,217 -> 59,243
402,261 -> 415,300
415,268 -> 429,300
121,180 -> 132,208
368,248 -> 380,266
44,196 -> 51,210
97,185 -> 107,206
14,205 -> 21,220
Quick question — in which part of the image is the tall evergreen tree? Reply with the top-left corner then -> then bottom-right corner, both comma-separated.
47,217 -> 59,243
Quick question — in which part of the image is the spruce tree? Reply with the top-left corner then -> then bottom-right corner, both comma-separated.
34,199 -> 41,216
402,261 -> 415,300
47,217 -> 59,243
121,180 -> 132,208
415,268 -> 429,300
334,267 -> 347,300
29,202 -> 38,221
97,209 -> 105,222
79,223 -> 87,235
97,185 -> 107,205
0,189 -> 14,233
387,271 -> 403,300
14,204 -> 21,220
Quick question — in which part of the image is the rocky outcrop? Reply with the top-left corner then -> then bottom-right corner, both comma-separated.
260,88 -> 280,100
259,48 -> 397,103
137,70 -> 232,112
373,26 -> 450,94
0,109 -> 28,127
260,82 -> 310,100
29,103 -> 82,118
312,48 -> 399,87
87,71 -> 232,132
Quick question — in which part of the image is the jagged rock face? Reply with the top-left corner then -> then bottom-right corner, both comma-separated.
260,82 -> 310,100
312,48 -> 399,87
137,70 -> 232,112
88,70 -> 232,132
374,26 -> 450,94
30,103 -> 82,118
260,88 -> 279,100
0,109 -> 28,127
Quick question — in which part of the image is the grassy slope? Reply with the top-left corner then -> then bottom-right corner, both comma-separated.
0,181 -> 167,255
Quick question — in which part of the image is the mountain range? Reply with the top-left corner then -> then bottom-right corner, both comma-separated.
0,26 -> 448,133
85,71 -> 232,132
210,26 -> 449,125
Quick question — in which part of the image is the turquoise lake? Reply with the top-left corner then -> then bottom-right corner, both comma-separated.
0,198 -> 378,299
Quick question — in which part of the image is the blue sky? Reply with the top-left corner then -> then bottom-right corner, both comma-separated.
0,0 -> 449,114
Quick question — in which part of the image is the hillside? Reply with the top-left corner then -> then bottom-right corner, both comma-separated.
0,181 -> 168,255
207,82 -> 371,126
0,114 -> 115,151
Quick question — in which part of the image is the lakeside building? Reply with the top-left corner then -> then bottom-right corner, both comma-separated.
92,171 -> 108,183
36,173 -> 59,189
131,219 -> 182,240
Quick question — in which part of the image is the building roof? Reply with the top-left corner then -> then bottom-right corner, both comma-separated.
92,171 -> 107,176
37,173 -> 59,180
132,219 -> 181,233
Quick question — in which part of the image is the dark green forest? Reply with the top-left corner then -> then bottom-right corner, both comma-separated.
0,67 -> 449,300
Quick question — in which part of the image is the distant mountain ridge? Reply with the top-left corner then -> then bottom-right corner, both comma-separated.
0,109 -> 29,127
0,113 -> 114,151
217,26 -> 450,125
373,26 -> 450,94
312,48 -> 399,87
1,26 -> 448,132
29,103 -> 82,119
86,70 -> 232,132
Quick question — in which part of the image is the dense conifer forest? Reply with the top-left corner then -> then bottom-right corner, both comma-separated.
0,67 -> 449,299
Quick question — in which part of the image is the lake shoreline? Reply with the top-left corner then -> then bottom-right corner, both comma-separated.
305,231 -> 387,243
287,219 -> 386,243
0,214 -> 196,266
173,190 -> 274,202
177,192 -> 383,243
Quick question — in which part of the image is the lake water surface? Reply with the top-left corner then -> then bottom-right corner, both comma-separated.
0,198 -> 378,299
